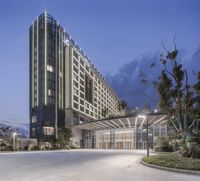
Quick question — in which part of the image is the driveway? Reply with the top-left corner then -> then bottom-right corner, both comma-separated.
0,149 -> 199,181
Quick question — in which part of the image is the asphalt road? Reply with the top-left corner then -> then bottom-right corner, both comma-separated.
0,149 -> 199,181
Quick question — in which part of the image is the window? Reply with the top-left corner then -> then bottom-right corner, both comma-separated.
73,58 -> 78,67
85,102 -> 89,108
90,106 -> 93,111
73,65 -> 78,74
80,79 -> 84,86
48,89 -> 54,96
43,127 -> 54,135
73,87 -> 78,96
73,72 -> 78,81
85,74 -> 93,104
73,102 -> 78,109
85,65 -> 89,72
73,80 -> 78,88
73,50 -> 78,60
80,86 -> 84,93
80,92 -> 84,99
32,116 -> 36,123
86,109 -> 89,114
47,65 -> 54,72
80,99 -> 84,105
90,71 -> 93,77
73,95 -> 78,102
80,72 -> 84,80
80,58 -> 84,66
80,66 -> 84,73
32,128 -> 36,136
79,117 -> 84,124
80,106 -> 84,112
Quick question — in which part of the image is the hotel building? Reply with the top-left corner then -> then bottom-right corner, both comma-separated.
29,12 -> 122,144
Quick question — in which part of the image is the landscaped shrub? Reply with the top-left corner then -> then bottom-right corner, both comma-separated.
23,145 -> 29,150
31,146 -> 39,150
178,136 -> 200,158
190,148 -> 200,159
1,145 -> 13,151
155,136 -> 173,152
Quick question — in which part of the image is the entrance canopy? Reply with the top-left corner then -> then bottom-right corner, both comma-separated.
72,113 -> 167,131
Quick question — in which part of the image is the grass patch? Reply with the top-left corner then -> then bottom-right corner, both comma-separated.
143,153 -> 200,171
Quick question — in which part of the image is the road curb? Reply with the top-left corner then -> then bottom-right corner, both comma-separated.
140,160 -> 200,175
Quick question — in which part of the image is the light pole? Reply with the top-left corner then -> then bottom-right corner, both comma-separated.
146,115 -> 149,157
13,132 -> 16,151
0,138 -> 2,152
138,114 -> 149,157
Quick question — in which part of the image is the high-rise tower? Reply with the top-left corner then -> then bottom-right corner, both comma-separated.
30,12 -> 123,145
30,12 -> 65,141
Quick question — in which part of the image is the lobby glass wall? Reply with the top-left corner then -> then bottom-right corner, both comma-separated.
83,125 -> 167,150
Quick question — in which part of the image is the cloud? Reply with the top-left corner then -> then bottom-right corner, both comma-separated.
106,52 -> 161,109
106,47 -> 200,109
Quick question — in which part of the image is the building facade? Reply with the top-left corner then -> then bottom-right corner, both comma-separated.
29,12 -> 122,143
73,114 -> 168,150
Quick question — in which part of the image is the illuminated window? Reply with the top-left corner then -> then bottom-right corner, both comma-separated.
85,74 -> 93,104
32,116 -> 37,123
48,89 -> 54,96
43,127 -> 54,135
47,65 -> 54,72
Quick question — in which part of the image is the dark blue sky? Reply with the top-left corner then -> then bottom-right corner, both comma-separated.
0,0 -> 200,126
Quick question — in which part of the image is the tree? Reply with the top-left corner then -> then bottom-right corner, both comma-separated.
57,128 -> 72,148
118,100 -> 127,112
193,72 -> 200,133
141,42 -> 200,139
140,42 -> 200,157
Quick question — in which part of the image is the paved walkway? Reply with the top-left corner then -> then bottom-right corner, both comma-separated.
0,149 -> 199,181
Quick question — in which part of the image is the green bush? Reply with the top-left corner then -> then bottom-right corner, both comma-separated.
143,153 -> 200,171
1,145 -> 13,151
155,136 -> 173,152
31,146 -> 39,150
23,146 -> 29,150
190,148 -> 200,159
178,136 -> 200,158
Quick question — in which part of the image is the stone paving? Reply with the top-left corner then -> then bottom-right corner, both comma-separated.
0,149 -> 199,181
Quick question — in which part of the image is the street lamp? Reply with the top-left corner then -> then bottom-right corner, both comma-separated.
0,138 -> 2,152
137,114 -> 149,157
12,132 -> 17,151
